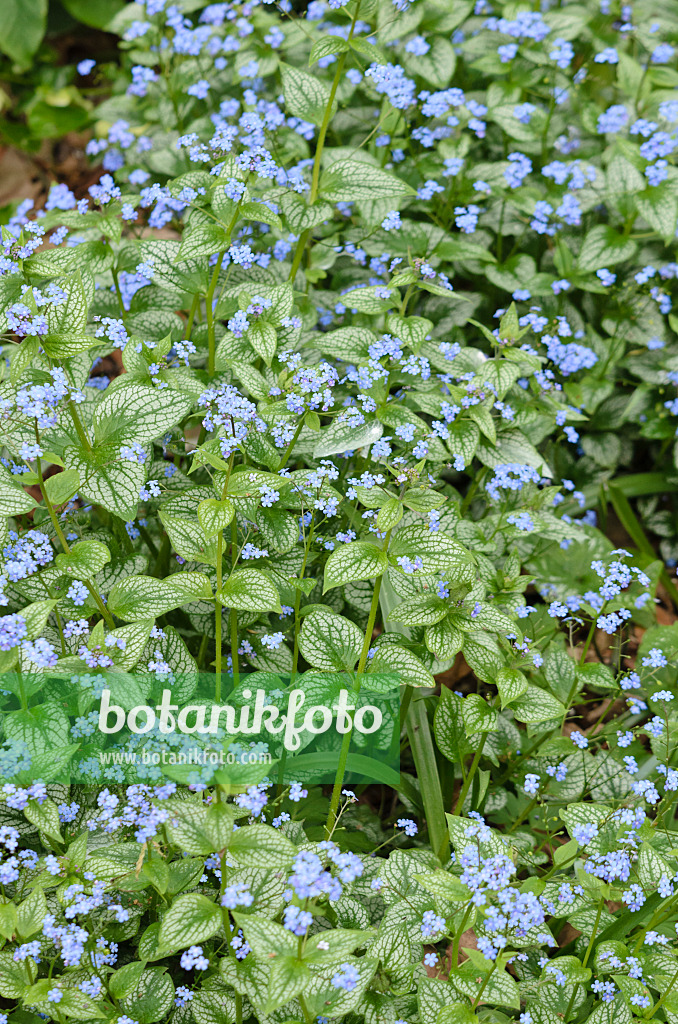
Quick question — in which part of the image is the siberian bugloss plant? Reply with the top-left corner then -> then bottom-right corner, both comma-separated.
0,0 -> 678,1021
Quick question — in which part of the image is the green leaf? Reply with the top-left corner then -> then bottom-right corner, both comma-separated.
197,498 -> 236,538
219,568 -> 281,612
256,506 -> 298,552
511,686 -> 566,723
64,444 -> 145,522
437,1004 -> 477,1024
324,541 -> 388,591
0,904 -> 16,942
462,694 -> 498,736
309,36 -> 349,65
16,889 -> 47,940
0,949 -> 32,998
61,0 -> 125,27
544,648 -> 577,704
165,801 -> 238,855
6,705 -> 70,773
577,225 -> 637,272
385,314 -> 433,349
157,894 -> 221,953
411,36 -> 457,89
320,159 -> 416,201
447,420 -> 481,466
44,468 -> 80,506
55,540 -> 110,581
108,573 -> 213,620
0,0 -> 47,65
369,641 -> 435,687
390,525 -> 473,575
228,824 -> 297,868
298,610 -> 363,671
0,472 -> 37,515
637,841 -> 673,888
177,224 -> 230,262
388,593 -> 448,627
313,417 -> 383,458
341,285 -> 396,313
109,961 -> 146,1000
93,383 -> 192,447
23,796 -> 63,844
119,967 -> 175,1024
240,201 -> 282,230
434,687 -> 470,763
248,320 -> 277,364
281,193 -> 335,232
636,181 -> 678,238
280,63 -> 336,127
496,667 -> 528,708
21,599 -> 58,640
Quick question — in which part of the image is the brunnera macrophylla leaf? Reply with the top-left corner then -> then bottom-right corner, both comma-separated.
434,688 -> 471,765
119,967 -> 175,1024
227,825 -> 297,868
107,572 -> 214,621
92,383 -> 192,447
319,159 -> 416,202
64,443 -> 146,521
298,610 -> 363,672
218,567 -> 282,613
280,63 -> 336,127
323,541 -> 389,592
576,225 -> 638,272
309,35 -> 349,67
197,497 -> 236,538
368,640 -> 435,688
313,417 -> 383,459
0,472 -> 37,515
157,893 -> 221,954
55,539 -> 110,580
389,525 -> 474,577
280,192 -> 334,233
164,799 -> 238,855
510,686 -> 566,723
496,667 -> 529,708
5,702 -> 71,761
44,466 -> 79,506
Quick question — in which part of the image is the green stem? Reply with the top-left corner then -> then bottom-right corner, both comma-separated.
471,961 -> 498,1010
277,417 -> 305,472
277,514 -> 315,796
206,202 -> 244,374
230,517 -> 239,689
17,667 -> 27,712
291,515 -> 316,681
644,964 -> 678,1019
453,731 -> 489,816
298,993 -> 313,1024
206,253 -> 225,376
185,292 -> 199,341
582,897 -> 604,968
111,265 -> 126,320
68,401 -> 92,453
35,451 -> 114,628
325,528 -> 390,834
449,902 -> 473,971
215,531 -> 224,702
215,455 -> 236,699
288,1 -> 361,280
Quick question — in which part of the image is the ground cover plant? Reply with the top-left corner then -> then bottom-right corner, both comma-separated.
2,0 -> 678,1022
